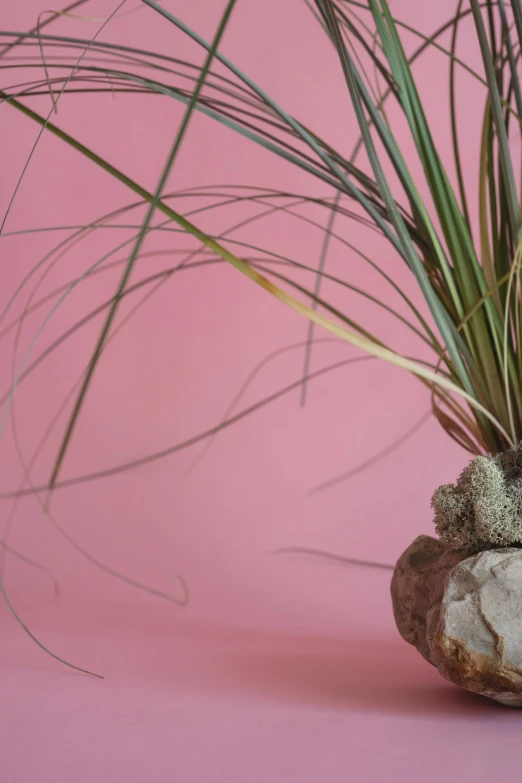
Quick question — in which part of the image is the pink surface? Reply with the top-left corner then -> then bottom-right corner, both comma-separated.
1,1 -> 518,780
6,578 -> 522,783
5,581 -> 522,783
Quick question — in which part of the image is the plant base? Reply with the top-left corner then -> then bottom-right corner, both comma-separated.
391,535 -> 522,707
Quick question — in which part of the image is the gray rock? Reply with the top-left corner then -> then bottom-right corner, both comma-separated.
391,536 -> 522,706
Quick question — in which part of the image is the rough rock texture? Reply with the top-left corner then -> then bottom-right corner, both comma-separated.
391,535 -> 464,661
391,535 -> 522,706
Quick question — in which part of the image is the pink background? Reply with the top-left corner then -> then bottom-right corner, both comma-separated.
2,2 -> 519,781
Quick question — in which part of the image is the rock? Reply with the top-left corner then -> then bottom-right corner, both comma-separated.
392,536 -> 522,706
432,549 -> 522,706
391,535 -> 464,661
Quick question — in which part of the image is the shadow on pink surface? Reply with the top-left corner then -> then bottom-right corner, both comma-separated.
3,601 -> 500,719
205,631 -> 498,718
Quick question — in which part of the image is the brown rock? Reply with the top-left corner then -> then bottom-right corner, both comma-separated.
391,535 -> 463,660
392,536 -> 522,706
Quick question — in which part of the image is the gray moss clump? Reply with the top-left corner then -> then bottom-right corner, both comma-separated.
431,444 -> 522,553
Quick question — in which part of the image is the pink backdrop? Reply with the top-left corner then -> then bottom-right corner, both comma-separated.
2,3 -> 515,782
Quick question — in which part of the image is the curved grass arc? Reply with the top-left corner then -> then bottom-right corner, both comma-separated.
0,2 -> 134,679
5,219 -> 437,504
0,0 -> 233,677
0,183 -> 451,418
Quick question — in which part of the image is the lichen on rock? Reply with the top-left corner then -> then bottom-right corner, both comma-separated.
431,443 -> 522,553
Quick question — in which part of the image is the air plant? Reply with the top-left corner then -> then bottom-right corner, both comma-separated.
2,0 -> 522,668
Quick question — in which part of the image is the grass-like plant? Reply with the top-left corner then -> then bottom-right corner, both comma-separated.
3,0 -> 522,665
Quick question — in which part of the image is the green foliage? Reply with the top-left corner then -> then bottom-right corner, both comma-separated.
3,0 -> 522,489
